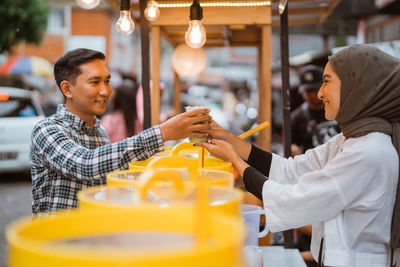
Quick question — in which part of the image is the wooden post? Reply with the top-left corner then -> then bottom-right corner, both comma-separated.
173,70 -> 181,115
151,25 -> 161,126
280,3 -> 295,249
151,6 -> 271,26
256,24 -> 271,151
140,0 -> 151,129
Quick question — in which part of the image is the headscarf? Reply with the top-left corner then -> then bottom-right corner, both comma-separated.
329,44 -> 400,248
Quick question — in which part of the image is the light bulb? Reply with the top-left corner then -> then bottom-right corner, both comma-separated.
116,10 -> 135,35
279,0 -> 288,14
185,20 -> 206,49
144,0 -> 160,21
76,0 -> 100,9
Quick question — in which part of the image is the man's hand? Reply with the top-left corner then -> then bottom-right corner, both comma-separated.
208,120 -> 231,141
160,108 -> 211,141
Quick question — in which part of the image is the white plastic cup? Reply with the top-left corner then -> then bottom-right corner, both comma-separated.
241,204 -> 269,246
184,106 -> 209,143
243,245 -> 263,267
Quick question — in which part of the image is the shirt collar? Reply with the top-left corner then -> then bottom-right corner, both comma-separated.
56,104 -> 101,130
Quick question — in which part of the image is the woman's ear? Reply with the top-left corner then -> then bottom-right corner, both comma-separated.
60,81 -> 72,100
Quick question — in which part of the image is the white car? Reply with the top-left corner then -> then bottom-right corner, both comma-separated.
0,87 -> 45,173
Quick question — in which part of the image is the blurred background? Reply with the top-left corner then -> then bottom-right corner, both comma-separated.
1,0 -> 400,156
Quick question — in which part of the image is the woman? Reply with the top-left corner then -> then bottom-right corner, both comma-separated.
199,44 -> 400,267
101,80 -> 142,142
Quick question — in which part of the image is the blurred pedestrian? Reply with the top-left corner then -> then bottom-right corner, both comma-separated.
101,80 -> 142,142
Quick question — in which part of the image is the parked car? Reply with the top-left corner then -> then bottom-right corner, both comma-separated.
0,87 -> 45,173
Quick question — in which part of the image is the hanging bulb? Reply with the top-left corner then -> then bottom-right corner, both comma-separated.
185,0 -> 206,49
116,10 -> 135,35
185,20 -> 206,49
279,0 -> 288,14
76,0 -> 100,9
116,0 -> 134,35
144,0 -> 160,21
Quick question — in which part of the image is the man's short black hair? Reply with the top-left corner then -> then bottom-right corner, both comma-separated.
54,48 -> 105,90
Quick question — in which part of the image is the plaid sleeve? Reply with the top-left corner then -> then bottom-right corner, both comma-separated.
31,121 -> 164,181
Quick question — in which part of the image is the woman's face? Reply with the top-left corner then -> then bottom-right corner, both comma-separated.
318,62 -> 341,120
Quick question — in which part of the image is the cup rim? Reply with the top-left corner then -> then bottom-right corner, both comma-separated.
240,204 -> 262,213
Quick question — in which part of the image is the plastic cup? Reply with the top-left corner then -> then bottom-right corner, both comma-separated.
184,106 -> 208,143
241,204 -> 269,246
243,245 -> 263,267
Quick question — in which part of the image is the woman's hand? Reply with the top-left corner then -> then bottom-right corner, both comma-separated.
197,139 -> 237,163
207,120 -> 252,161
160,108 -> 211,141
197,139 -> 250,177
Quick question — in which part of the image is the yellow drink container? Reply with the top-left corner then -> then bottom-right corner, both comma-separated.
130,145 -> 232,174
6,169 -> 245,267
107,168 -> 233,188
78,183 -> 242,216
6,209 -> 245,267
154,142 -> 210,158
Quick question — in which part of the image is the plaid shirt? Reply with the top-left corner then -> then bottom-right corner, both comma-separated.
30,104 -> 164,214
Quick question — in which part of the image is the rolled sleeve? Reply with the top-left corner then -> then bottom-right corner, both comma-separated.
32,122 -> 164,182
243,167 -> 268,200
246,145 -> 272,176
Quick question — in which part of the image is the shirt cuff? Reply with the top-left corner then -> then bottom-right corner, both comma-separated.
129,125 -> 165,160
243,166 -> 268,200
246,145 -> 272,176
150,125 -> 165,152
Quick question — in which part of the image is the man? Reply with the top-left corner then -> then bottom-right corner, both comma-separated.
291,65 -> 339,155
30,48 -> 210,214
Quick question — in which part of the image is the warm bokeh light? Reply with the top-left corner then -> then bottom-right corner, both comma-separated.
279,0 -> 288,14
116,10 -> 135,35
185,20 -> 206,49
144,0 -> 160,21
171,43 -> 207,77
76,0 -> 101,9
158,1 -> 271,8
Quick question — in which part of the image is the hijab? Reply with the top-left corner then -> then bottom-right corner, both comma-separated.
329,44 -> 400,248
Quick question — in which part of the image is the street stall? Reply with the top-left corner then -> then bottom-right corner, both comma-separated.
106,0 -> 342,249
107,0 -> 342,152
5,1 -> 344,266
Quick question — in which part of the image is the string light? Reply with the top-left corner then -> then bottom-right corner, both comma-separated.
116,0 -> 135,35
145,0 -> 160,21
158,1 -> 271,8
185,0 -> 206,49
76,0 -> 100,9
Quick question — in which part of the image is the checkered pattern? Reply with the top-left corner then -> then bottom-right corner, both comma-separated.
30,104 -> 164,214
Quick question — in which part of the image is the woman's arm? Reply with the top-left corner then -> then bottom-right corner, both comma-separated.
198,139 -> 250,176
197,139 -> 269,200
208,120 -> 252,161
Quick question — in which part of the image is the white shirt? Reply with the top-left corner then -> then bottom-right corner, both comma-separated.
262,132 -> 399,267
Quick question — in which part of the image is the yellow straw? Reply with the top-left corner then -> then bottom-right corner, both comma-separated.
195,171 -> 208,248
201,148 -> 205,168
238,121 -> 270,139
195,147 -> 207,247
